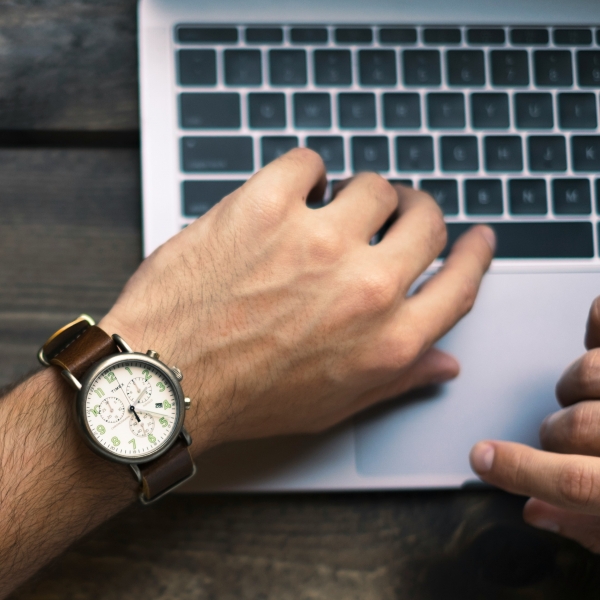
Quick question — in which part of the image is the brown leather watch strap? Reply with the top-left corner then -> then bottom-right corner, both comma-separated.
138,437 -> 195,501
41,316 -> 118,379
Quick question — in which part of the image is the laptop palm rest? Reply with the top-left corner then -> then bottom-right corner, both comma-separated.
183,271 -> 598,492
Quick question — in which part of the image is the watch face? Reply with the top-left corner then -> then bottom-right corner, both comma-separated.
80,357 -> 182,461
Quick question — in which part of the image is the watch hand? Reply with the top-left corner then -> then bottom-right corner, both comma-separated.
131,407 -> 141,423
111,412 -> 130,430
106,400 -> 113,413
133,379 -> 141,393
133,388 -> 147,405
137,408 -> 168,419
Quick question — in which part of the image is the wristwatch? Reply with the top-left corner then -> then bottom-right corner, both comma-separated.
37,314 -> 196,504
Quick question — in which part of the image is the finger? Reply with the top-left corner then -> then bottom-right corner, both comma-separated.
524,498 -> 600,553
338,348 -> 460,420
586,296 -> 600,350
397,225 -> 495,349
470,440 -> 600,515
555,349 -> 600,407
374,185 -> 447,284
322,172 -> 398,241
245,147 -> 327,208
540,401 -> 600,456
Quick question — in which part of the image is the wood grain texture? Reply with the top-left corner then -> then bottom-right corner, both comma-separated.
0,0 -> 139,130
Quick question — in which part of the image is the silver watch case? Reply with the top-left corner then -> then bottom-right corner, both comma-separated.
75,352 -> 187,465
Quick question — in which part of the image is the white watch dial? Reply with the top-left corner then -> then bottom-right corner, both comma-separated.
84,360 -> 179,459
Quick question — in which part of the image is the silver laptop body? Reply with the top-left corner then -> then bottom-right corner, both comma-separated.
138,0 -> 600,491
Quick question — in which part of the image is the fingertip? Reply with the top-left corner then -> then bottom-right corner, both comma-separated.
469,441 -> 495,475
476,225 -> 496,254
523,498 -> 561,533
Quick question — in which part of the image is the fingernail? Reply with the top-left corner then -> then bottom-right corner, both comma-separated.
470,443 -> 495,474
529,518 -> 560,534
480,226 -> 496,253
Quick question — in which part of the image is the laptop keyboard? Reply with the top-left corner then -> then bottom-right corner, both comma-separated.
174,25 -> 600,259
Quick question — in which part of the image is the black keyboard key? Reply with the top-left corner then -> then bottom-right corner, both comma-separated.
577,51 -> 600,87
178,50 -> 217,86
572,136 -> 600,171
528,136 -> 567,172
467,28 -> 506,45
491,51 -> 529,86
314,50 -> 352,85
465,180 -> 503,215
294,93 -> 331,128
396,136 -> 434,171
403,50 -> 441,86
444,222 -> 593,259
246,28 -> 283,44
336,28 -> 373,44
485,136 -> 523,172
419,179 -> 459,215
261,136 -> 298,166
269,50 -> 307,86
339,93 -> 376,128
471,93 -> 509,129
290,27 -> 328,44
534,51 -> 573,87
423,28 -> 461,44
352,137 -> 389,172
307,136 -> 345,171
248,93 -> 286,129
509,179 -> 547,215
294,92 -> 331,129
427,93 -> 465,129
597,180 -> 600,214
181,136 -> 253,172
179,93 -> 240,129
559,93 -> 598,129
553,179 -> 591,215
447,50 -> 485,86
383,93 -> 421,128
554,29 -> 592,46
177,27 -> 238,44
510,29 -> 549,45
359,51 -> 397,86
224,50 -> 262,86
379,28 -> 417,44
515,93 -> 553,129
183,180 -> 245,216
441,136 -> 479,172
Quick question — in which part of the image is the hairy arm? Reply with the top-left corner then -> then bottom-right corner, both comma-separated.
0,150 -> 494,597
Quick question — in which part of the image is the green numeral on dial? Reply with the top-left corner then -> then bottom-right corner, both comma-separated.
125,366 -> 133,376
92,405 -> 100,417
94,388 -> 105,398
159,417 -> 168,428
111,436 -> 120,446
104,371 -> 116,384
142,369 -> 152,381
97,425 -> 106,434
148,434 -> 156,444
128,438 -> 136,450
157,382 -> 166,392
163,400 -> 171,410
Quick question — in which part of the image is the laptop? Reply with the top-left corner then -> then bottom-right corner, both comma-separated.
138,0 -> 600,492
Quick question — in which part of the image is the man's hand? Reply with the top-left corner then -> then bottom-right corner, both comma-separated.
101,148 -> 495,453
470,296 -> 600,553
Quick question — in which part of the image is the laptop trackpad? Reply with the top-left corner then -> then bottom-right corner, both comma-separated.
354,272 -> 599,481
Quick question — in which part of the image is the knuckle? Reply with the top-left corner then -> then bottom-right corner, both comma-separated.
307,222 -> 345,262
356,172 -> 397,210
284,147 -> 325,171
354,269 -> 397,314
557,460 -> 599,508
564,404 -> 596,445
417,196 -> 447,251
577,350 -> 600,389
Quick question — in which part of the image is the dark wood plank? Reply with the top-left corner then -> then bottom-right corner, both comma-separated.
0,148 -> 141,383
0,1 -> 139,131
8,492 -> 600,600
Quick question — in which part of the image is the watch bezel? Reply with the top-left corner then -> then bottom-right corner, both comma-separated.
75,353 -> 186,465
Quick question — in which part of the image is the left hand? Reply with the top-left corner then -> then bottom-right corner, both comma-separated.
470,296 -> 600,553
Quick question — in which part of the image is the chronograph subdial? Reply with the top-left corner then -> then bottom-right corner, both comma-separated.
98,397 -> 125,424
129,412 -> 155,438
126,377 -> 152,405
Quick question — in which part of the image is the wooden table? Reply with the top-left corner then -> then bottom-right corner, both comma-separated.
2,2 -> 600,598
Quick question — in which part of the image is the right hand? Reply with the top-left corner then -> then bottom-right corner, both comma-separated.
101,149 -> 495,453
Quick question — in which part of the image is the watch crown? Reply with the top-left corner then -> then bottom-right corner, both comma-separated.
146,349 -> 160,360
184,397 -> 191,410
171,366 -> 183,381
